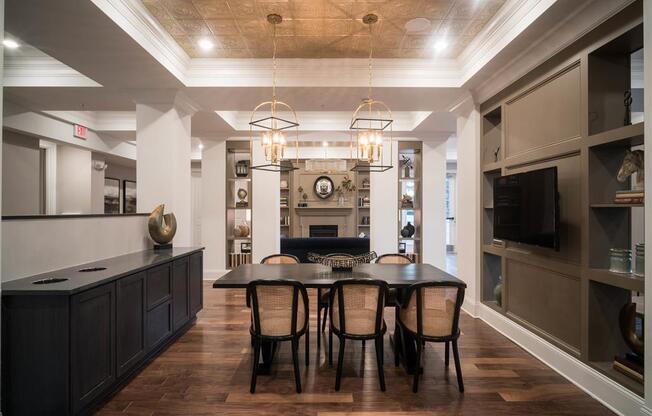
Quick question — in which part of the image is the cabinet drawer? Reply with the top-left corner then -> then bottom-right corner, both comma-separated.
147,264 -> 171,309
147,301 -> 172,350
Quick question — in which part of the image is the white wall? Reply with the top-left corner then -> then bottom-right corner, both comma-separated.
136,102 -> 192,246
422,139 -> 448,269
56,145 -> 91,214
201,140 -> 226,274
370,138 -> 398,255
2,215 -> 150,281
453,98 -> 481,314
2,130 -> 41,215
90,154 -> 105,214
251,137 -> 280,262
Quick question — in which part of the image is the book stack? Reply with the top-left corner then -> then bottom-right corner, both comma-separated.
613,354 -> 643,384
614,190 -> 644,204
280,215 -> 290,226
280,196 -> 289,207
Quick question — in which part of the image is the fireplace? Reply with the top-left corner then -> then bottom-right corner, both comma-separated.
310,225 -> 338,238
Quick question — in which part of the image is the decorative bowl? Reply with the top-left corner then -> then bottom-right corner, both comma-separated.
308,251 -> 377,272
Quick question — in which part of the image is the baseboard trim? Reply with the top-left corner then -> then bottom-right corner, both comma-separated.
461,298 -> 478,318
478,304 -> 645,416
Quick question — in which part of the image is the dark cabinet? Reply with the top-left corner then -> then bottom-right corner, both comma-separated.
71,283 -> 116,414
173,257 -> 190,330
189,252 -> 203,315
2,249 -> 203,416
117,272 -> 146,377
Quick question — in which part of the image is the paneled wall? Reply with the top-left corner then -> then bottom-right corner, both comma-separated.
479,0 -> 644,397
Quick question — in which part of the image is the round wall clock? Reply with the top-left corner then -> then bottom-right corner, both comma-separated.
314,176 -> 334,199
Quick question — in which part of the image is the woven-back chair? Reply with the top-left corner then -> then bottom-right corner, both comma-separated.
329,278 -> 389,391
261,254 -> 300,264
376,253 -> 414,264
316,253 -> 355,350
397,281 -> 465,393
247,280 -> 309,393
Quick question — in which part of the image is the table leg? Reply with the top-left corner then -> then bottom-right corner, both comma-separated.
389,289 -> 421,375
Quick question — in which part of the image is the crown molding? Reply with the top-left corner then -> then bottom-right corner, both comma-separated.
90,0 -> 545,89
42,110 -> 136,131
90,0 -> 190,83
3,55 -> 102,87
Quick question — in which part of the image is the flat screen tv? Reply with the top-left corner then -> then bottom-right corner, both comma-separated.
493,167 -> 560,250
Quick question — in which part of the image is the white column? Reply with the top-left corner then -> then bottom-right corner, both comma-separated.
251,138 -> 280,263
370,138 -> 399,255
452,96 -> 482,316
201,139 -> 226,275
136,94 -> 196,247
422,138 -> 448,269
643,1 -> 652,412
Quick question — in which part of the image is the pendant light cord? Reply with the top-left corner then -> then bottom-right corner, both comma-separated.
272,22 -> 277,101
368,21 -> 373,101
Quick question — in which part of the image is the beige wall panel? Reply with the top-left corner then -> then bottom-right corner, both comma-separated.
506,259 -> 581,349
504,65 -> 581,158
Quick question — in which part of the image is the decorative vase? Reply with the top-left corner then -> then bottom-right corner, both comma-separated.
337,194 -> 345,206
400,222 -> 415,238
235,160 -> 249,177
494,280 -> 503,307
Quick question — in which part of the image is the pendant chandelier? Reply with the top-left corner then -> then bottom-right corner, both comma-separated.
249,14 -> 299,172
349,13 -> 394,172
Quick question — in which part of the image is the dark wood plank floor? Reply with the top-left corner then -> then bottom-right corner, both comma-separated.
98,283 -> 613,415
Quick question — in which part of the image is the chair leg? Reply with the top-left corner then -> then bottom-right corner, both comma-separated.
362,340 -> 366,349
321,305 -> 328,332
452,340 -> 464,393
305,329 -> 310,367
375,337 -> 386,392
394,308 -> 400,367
250,338 -> 260,394
413,337 -> 422,393
317,303 -> 322,349
335,337 -> 346,391
445,341 -> 450,367
328,326 -> 333,366
292,338 -> 302,393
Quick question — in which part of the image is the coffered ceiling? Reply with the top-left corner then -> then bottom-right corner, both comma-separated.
141,0 -> 506,58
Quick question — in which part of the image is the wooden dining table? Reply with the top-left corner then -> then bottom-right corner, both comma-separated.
213,263 -> 465,374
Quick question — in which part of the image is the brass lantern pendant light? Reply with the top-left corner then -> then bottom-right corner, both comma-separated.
350,13 -> 393,173
249,14 -> 299,172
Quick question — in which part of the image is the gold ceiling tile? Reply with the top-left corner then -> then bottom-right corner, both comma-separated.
437,18 -> 471,36
323,19 -> 355,36
191,0 -> 232,18
256,2 -> 292,18
143,0 -> 172,20
463,18 -> 488,38
347,2 -> 382,19
274,19 -> 296,36
176,18 -> 213,35
379,0 -> 424,18
447,0 -> 484,19
479,0 -> 506,18
206,19 -> 240,35
217,35 -> 249,49
323,1 -> 353,19
245,35 -> 273,53
237,18 -> 269,35
163,0 -> 202,19
227,0 -> 257,15
158,17 -> 187,36
376,34 -> 403,49
403,34 -> 430,50
294,19 -> 324,36
222,49 -> 254,58
291,0 -> 324,18
421,0 -> 455,19
399,48 -> 425,58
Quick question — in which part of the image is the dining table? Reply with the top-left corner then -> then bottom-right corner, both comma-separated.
213,262 -> 465,374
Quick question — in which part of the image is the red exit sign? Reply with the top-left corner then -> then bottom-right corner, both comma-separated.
73,124 -> 88,139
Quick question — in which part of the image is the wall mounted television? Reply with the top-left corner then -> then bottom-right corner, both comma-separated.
493,167 -> 560,250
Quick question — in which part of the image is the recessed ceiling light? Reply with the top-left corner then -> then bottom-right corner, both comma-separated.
3,39 -> 19,49
322,141 -> 328,147
405,17 -> 431,33
198,143 -> 204,150
433,39 -> 448,52
197,38 -> 214,51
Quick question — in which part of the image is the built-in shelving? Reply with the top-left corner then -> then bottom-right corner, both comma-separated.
397,142 -> 422,260
588,268 -> 644,293
226,142 -> 252,269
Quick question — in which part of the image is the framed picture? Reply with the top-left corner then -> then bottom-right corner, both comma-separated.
240,242 -> 251,253
123,180 -> 137,213
104,177 -> 120,214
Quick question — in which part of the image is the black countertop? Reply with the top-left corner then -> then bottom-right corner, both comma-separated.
2,247 -> 204,296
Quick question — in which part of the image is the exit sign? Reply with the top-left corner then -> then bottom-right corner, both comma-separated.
73,124 -> 88,139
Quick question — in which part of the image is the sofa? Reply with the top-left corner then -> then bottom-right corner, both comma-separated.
280,237 -> 370,263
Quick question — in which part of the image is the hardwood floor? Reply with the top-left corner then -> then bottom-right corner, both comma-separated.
98,283 -> 613,415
